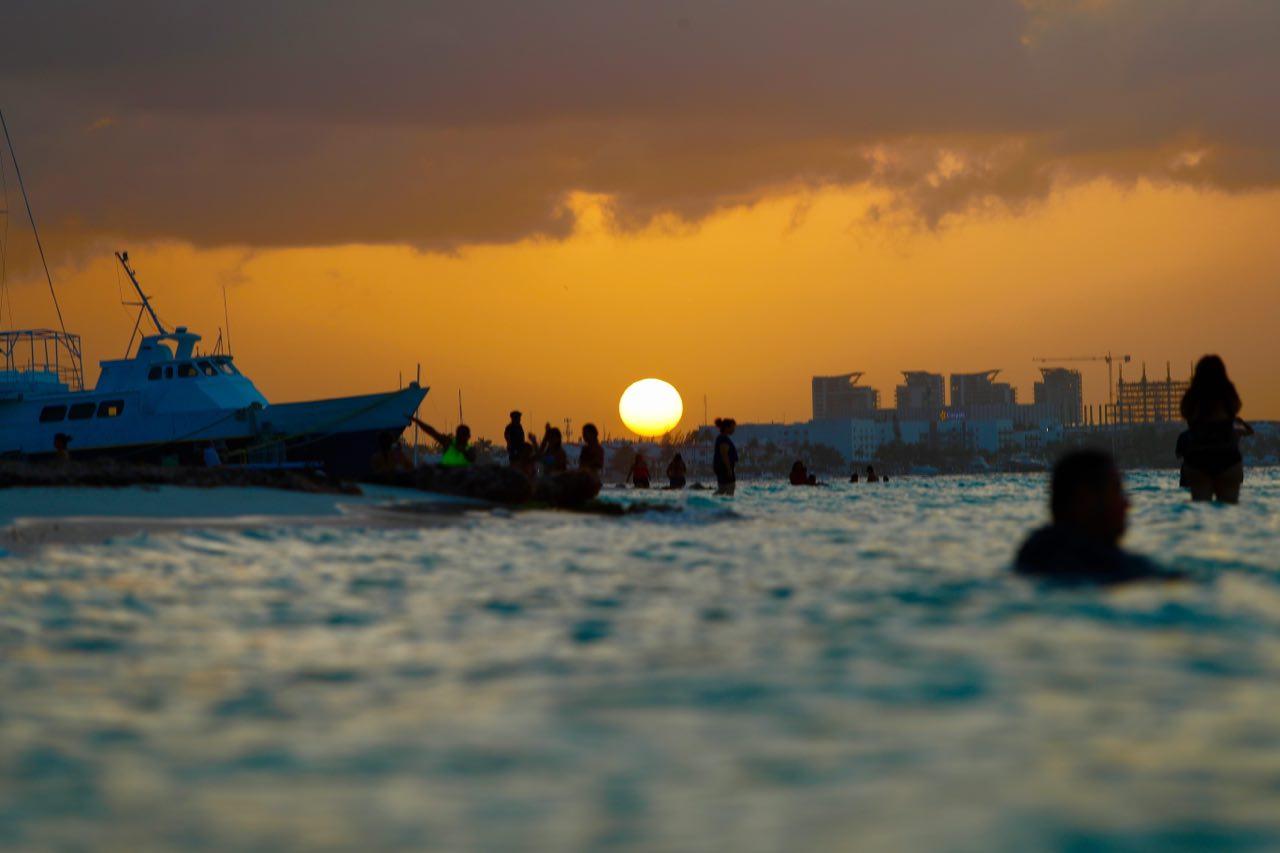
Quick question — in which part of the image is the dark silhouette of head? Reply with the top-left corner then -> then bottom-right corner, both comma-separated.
509,410 -> 522,423
672,453 -> 684,464
1050,450 -> 1128,545
582,423 -> 599,444
1181,354 -> 1241,422
455,425 -> 472,445
715,417 -> 736,435
791,460 -> 805,475
543,427 -> 562,449
866,465 -> 875,475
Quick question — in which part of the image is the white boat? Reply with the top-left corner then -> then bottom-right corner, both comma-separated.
0,111 -> 426,477
0,253 -> 427,476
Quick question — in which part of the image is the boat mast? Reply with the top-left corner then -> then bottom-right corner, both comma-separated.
115,251 -> 169,336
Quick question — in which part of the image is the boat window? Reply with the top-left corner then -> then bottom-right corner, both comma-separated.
39,405 -> 67,423
178,362 -> 199,378
148,366 -> 163,380
97,400 -> 125,418
216,360 -> 237,376
165,366 -> 174,379
198,360 -> 218,377
68,402 -> 96,420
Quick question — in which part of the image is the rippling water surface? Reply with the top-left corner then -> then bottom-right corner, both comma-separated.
3,470 -> 1280,851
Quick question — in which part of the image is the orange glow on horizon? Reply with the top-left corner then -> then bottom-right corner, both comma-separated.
6,181 -> 1280,440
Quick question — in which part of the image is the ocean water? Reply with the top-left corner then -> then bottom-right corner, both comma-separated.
2,469 -> 1280,851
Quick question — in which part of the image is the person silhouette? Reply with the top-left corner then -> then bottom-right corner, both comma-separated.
578,422 -> 605,476
1179,355 -> 1253,503
1015,450 -> 1177,583
713,418 -> 738,496
628,452 -> 651,488
504,411 -> 525,463
538,425 -> 568,475
865,465 -> 879,483
666,453 -> 687,489
789,460 -> 809,486
409,416 -> 475,467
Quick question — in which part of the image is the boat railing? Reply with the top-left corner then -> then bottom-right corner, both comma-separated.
0,329 -> 85,391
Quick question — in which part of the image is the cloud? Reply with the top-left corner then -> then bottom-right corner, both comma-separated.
1,0 -> 1277,251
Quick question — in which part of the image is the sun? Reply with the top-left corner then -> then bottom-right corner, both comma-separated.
619,378 -> 684,437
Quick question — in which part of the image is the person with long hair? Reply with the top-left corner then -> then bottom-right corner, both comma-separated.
1179,354 -> 1253,503
713,418 -> 738,495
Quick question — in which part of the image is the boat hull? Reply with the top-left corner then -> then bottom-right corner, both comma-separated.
4,385 -> 428,478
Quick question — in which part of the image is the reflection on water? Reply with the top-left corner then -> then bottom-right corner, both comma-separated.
2,470 -> 1280,850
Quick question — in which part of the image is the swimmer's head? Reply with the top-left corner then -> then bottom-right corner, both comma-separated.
1050,450 -> 1128,544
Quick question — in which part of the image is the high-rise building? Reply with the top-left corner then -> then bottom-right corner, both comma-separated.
811,373 -> 880,420
1033,368 -> 1084,426
1115,363 -> 1188,424
895,371 -> 945,419
949,370 -> 1017,410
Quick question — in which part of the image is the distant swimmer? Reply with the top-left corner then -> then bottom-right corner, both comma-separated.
628,452 -> 651,489
504,411 -> 525,463
790,460 -> 819,486
713,418 -> 738,496
666,453 -> 688,489
849,471 -> 859,483
865,465 -> 879,483
410,416 -> 475,467
52,432 -> 71,464
1015,450 -> 1179,584
578,423 -> 605,476
1179,355 -> 1253,503
538,425 -> 569,475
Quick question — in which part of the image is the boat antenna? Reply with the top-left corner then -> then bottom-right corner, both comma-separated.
114,250 -> 168,336
222,284 -> 233,355
0,109 -> 70,340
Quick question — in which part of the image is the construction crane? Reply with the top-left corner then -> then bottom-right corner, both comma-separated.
1032,352 -> 1132,413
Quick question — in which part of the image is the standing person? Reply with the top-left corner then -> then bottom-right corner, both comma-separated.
538,424 -> 568,475
666,453 -> 688,489
504,411 -> 525,463
579,423 -> 605,477
1179,355 -> 1253,503
409,416 -> 475,467
865,465 -> 879,483
713,418 -> 737,496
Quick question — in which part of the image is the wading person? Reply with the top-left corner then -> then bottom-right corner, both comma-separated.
713,418 -> 737,496
410,416 -> 475,467
865,465 -> 879,483
1179,355 -> 1252,503
627,452 -> 651,488
666,453 -> 687,489
578,423 -> 605,477
1015,450 -> 1175,583
789,460 -> 809,486
538,425 -> 568,475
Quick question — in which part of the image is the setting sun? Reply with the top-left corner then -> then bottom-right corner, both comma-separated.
618,378 -> 684,437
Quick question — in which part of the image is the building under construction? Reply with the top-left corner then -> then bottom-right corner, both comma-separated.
1114,363 -> 1189,425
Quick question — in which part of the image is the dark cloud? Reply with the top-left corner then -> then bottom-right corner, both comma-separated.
1,0 -> 1277,250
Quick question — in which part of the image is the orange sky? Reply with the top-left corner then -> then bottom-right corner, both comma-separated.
6,179 -> 1278,440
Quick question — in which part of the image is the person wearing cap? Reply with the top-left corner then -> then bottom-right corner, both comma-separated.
53,433 -> 72,464
504,411 -> 525,463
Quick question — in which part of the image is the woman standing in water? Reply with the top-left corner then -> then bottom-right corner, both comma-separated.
1180,355 -> 1253,503
713,418 -> 738,495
